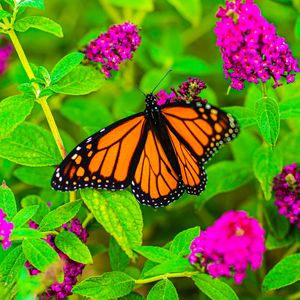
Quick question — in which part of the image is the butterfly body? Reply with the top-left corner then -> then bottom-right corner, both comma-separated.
52,94 -> 239,207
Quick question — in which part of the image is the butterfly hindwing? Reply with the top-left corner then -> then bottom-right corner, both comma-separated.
132,126 -> 184,207
166,127 -> 207,195
52,113 -> 146,191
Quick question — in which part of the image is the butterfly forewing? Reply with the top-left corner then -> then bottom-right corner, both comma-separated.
161,102 -> 239,164
52,113 -> 146,191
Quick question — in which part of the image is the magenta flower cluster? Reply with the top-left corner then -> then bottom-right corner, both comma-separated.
215,0 -> 300,90
0,208 -> 14,250
0,38 -> 13,75
84,22 -> 141,78
156,77 -> 207,106
26,219 -> 88,299
273,163 -> 300,227
189,211 -> 265,284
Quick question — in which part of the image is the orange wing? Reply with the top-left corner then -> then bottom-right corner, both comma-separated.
161,102 -> 239,164
132,127 -> 184,207
161,102 -> 239,194
52,113 -> 146,191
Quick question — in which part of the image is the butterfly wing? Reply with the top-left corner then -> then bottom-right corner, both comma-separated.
131,123 -> 184,207
161,101 -> 239,194
51,113 -> 146,191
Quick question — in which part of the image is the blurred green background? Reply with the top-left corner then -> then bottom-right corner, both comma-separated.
1,0 -> 300,298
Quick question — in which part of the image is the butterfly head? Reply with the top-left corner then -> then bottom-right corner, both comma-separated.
145,93 -> 157,105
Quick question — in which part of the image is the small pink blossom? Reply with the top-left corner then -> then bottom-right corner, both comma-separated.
84,22 -> 141,78
189,210 -> 265,284
273,163 -> 300,228
215,0 -> 299,90
0,208 -> 14,250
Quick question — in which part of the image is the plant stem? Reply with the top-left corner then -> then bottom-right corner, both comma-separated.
7,29 -> 67,158
261,82 -> 267,98
3,10 -> 76,201
36,97 -> 67,158
82,212 -> 94,228
135,271 -> 198,285
287,290 -> 300,300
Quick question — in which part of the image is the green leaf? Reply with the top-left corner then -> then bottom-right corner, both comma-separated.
14,166 -> 53,188
147,279 -> 178,300
81,189 -> 143,258
253,144 -> 282,200
109,237 -> 130,271
50,52 -> 84,84
222,106 -> 256,128
264,201 -> 289,239
134,246 -> 177,263
266,233 -> 294,250
14,16 -> 63,37
55,231 -> 92,264
11,205 -> 39,228
11,228 -> 45,240
108,0 -> 153,11
61,98 -> 113,129
38,200 -> 82,231
0,245 -> 26,285
279,97 -> 300,119
0,182 -> 17,221
0,10 -> 11,21
192,274 -> 239,300
22,238 -> 60,272
262,254 -> 300,291
0,122 -> 61,166
17,0 -> 44,9
167,0 -> 201,26
120,292 -> 145,300
73,272 -> 135,299
49,65 -> 104,95
255,97 -> 280,146
21,195 -> 50,224
144,258 -> 193,277
170,226 -> 200,257
196,161 -> 253,207
0,95 -> 34,140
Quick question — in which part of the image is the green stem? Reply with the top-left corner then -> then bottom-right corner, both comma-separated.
42,230 -> 59,236
2,5 -> 76,201
82,212 -> 94,228
287,290 -> 300,300
261,82 -> 267,98
135,271 -> 198,285
283,242 -> 299,258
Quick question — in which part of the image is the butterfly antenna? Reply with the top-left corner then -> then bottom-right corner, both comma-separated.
136,86 -> 146,96
151,69 -> 172,94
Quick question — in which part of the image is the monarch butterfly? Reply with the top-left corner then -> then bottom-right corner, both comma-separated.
52,94 -> 239,207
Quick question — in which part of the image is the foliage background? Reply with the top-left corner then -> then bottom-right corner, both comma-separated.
1,0 -> 300,299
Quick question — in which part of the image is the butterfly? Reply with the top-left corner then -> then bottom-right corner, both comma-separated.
51,94 -> 239,208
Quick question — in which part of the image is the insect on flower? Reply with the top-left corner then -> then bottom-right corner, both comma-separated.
52,77 -> 239,207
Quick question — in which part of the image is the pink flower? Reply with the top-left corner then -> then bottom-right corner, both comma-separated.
155,77 -> 207,106
189,210 -> 265,284
0,37 -> 13,76
26,219 -> 88,299
84,22 -> 141,78
0,208 -> 14,250
273,163 -> 300,227
215,0 -> 299,90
